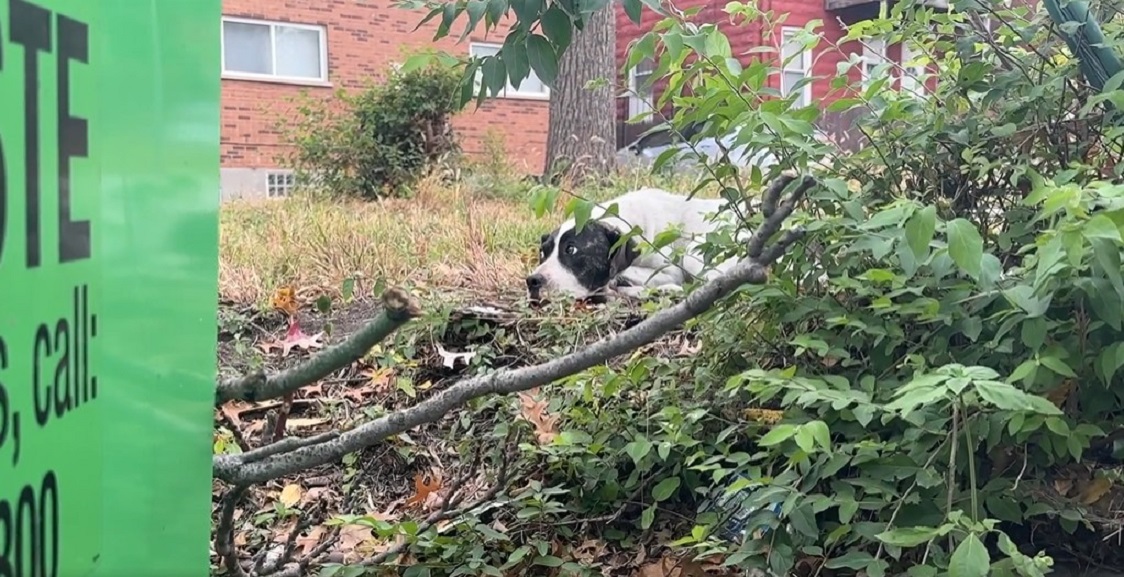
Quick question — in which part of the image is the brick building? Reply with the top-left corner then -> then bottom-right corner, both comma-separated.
614,0 -> 945,148
219,0 -> 550,200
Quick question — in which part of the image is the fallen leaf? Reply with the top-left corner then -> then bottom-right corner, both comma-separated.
272,286 -> 298,317
434,342 -> 476,369
1078,476 -> 1113,505
744,408 -> 785,425
335,523 -> 375,563
295,525 -> 327,556
354,367 -> 395,398
1054,477 -> 1074,497
405,470 -> 443,510
1045,380 -> 1075,408
279,484 -> 303,508
259,318 -> 325,357
635,556 -> 710,577
517,388 -> 560,444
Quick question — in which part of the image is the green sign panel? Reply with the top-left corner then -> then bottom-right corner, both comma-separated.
0,0 -> 220,575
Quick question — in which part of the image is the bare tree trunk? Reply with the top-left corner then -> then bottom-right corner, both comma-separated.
543,6 -> 616,184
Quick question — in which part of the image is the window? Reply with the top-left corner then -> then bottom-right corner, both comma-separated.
469,42 -> 550,99
779,28 -> 811,108
628,57 -> 657,118
899,43 -> 929,95
861,38 -> 888,90
221,16 -> 327,83
266,171 -> 296,198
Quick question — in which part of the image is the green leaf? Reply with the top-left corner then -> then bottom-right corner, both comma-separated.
625,438 -> 653,464
567,197 -> 595,232
795,426 -> 815,453
948,533 -> 990,577
876,526 -> 940,547
806,420 -> 832,451
1096,342 -> 1124,385
640,504 -> 656,529
651,476 -> 681,502
905,205 -> 937,259
973,380 -> 1062,415
1020,317 -> 1047,351
1091,237 -> 1124,299
1039,355 -> 1077,378
947,218 -> 984,279
525,34 -> 559,87
621,0 -> 641,23
533,556 -> 564,568
759,424 -> 797,447
1082,214 -> 1123,242
539,6 -> 572,54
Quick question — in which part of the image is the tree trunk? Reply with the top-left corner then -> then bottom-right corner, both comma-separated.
543,6 -> 617,184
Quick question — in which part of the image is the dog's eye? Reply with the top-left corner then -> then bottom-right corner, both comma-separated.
565,245 -> 578,255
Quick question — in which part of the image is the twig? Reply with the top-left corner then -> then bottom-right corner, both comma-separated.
361,442 -> 517,567
213,174 -> 816,486
217,407 -> 252,453
241,431 -> 341,464
257,504 -> 321,576
216,288 -> 422,404
216,485 -> 252,577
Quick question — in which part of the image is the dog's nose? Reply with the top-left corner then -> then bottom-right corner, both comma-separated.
526,274 -> 545,291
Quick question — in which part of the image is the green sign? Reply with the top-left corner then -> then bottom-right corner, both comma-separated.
0,0 -> 220,575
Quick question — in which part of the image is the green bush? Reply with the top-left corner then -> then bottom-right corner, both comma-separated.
279,60 -> 466,199
316,1 -> 1124,575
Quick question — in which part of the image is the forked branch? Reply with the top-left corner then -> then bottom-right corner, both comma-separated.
212,173 -> 817,485
216,287 -> 422,404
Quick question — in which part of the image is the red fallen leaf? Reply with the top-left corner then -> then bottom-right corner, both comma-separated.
259,318 -> 324,357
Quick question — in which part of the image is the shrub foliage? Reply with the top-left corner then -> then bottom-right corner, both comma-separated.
280,60 -> 465,199
321,0 -> 1124,575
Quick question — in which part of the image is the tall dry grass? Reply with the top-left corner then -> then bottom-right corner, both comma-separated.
219,157 -> 715,306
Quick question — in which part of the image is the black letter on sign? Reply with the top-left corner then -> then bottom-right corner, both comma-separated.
58,14 -> 90,263
10,0 -> 52,269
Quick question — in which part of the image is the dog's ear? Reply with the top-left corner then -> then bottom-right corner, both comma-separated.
604,227 -> 638,277
540,233 -> 551,245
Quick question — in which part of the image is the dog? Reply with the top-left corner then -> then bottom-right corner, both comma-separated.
525,187 -> 742,302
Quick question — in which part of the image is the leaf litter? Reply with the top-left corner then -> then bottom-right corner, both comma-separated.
214,291 -> 768,575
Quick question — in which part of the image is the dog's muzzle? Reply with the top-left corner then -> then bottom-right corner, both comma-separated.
525,273 -> 545,300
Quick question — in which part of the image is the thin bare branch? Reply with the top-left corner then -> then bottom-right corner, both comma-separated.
212,173 -> 816,486
216,485 -> 252,577
216,288 -> 422,404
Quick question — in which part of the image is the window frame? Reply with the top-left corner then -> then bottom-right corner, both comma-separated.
779,27 -> 812,108
627,57 -> 657,119
265,170 -> 296,198
860,37 -> 888,90
468,41 -> 551,101
220,15 -> 330,85
898,42 -> 929,96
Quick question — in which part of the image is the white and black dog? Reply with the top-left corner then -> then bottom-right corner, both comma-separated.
525,187 -> 742,302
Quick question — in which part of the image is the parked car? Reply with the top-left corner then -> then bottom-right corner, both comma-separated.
616,122 -> 778,171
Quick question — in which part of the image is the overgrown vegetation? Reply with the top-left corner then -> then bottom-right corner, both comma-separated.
279,59 -> 466,200
214,0 -> 1124,575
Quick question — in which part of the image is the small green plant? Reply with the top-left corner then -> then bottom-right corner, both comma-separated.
279,58 -> 466,200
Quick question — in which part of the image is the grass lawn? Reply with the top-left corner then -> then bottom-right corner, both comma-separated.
212,168 -> 730,572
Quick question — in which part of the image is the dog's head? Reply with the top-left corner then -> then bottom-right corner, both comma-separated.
525,219 -> 639,301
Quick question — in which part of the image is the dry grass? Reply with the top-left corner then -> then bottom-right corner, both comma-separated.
219,168 -> 716,306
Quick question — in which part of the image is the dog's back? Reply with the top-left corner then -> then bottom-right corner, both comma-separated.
589,187 -> 729,242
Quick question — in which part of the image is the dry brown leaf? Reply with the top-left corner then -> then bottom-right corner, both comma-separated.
635,556 -> 711,577
1078,476 -> 1113,505
354,367 -> 395,398
271,286 -> 298,317
279,484 -> 303,508
744,408 -> 785,425
517,388 -> 560,444
295,525 -> 328,556
1054,477 -> 1074,497
1045,380 -> 1076,408
335,523 -> 375,563
405,470 -> 444,510
259,318 -> 324,357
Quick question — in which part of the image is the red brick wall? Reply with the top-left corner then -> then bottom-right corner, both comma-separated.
221,0 -> 549,174
613,0 -> 925,124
